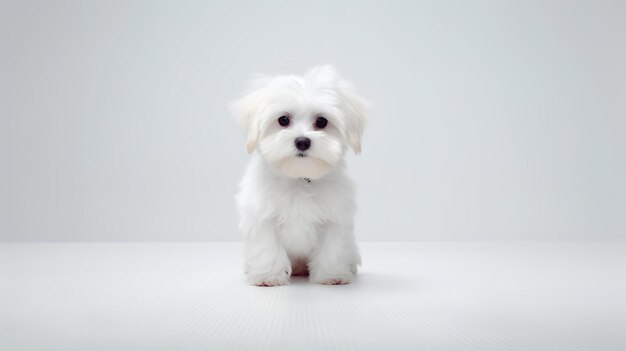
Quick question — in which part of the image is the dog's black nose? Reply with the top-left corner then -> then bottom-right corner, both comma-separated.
295,137 -> 311,151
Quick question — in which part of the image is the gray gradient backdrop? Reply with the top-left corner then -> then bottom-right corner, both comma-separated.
2,0 -> 625,241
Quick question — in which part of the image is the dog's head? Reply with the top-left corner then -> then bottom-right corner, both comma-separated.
230,65 -> 368,179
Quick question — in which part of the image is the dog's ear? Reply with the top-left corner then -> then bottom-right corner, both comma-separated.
229,76 -> 270,153
337,80 -> 369,154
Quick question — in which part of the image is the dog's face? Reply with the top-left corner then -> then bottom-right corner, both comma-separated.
231,65 -> 368,179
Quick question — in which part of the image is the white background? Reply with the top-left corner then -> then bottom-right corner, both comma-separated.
2,0 -> 625,241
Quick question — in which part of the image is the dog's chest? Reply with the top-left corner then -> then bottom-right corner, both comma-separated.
273,187 -> 329,257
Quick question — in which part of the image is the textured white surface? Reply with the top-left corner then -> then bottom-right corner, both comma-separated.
1,242 -> 625,350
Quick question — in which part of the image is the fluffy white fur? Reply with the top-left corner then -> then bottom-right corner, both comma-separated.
231,65 -> 368,286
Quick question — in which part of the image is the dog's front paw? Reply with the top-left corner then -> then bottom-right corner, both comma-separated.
310,272 -> 354,285
253,277 -> 289,287
247,270 -> 290,287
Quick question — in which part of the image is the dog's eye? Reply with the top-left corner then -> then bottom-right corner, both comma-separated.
315,117 -> 328,129
278,116 -> 290,127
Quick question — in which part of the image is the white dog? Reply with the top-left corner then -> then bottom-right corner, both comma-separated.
230,65 -> 368,286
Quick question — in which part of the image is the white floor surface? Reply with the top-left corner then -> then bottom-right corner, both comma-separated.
1,242 -> 625,350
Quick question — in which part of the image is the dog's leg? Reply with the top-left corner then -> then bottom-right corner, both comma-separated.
244,221 -> 291,286
308,223 -> 361,285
